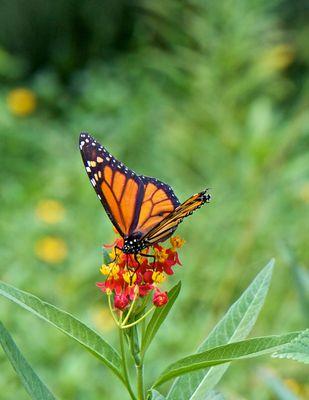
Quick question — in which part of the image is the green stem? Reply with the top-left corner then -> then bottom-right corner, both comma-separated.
121,307 -> 155,329
118,325 -> 137,400
136,363 -> 144,400
107,293 -> 120,326
122,291 -> 138,326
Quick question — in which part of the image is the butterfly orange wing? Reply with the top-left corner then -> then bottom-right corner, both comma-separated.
80,133 -> 144,236
79,133 -> 180,239
135,176 -> 180,236
142,189 -> 211,244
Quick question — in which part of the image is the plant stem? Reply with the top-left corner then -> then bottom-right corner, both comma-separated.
107,293 -> 120,326
122,291 -> 138,326
121,307 -> 155,329
136,363 -> 144,400
118,326 -> 136,400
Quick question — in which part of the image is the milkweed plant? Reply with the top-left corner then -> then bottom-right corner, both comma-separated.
0,226 -> 308,400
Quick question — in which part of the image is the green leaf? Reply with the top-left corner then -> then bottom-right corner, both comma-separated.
272,329 -> 309,364
203,391 -> 225,400
168,259 -> 274,400
141,282 -> 181,356
154,332 -> 301,387
0,321 -> 57,400
0,281 -> 123,381
260,369 -> 300,400
103,248 -> 112,264
148,389 -> 166,399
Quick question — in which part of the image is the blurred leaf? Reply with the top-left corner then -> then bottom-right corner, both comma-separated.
153,332 -> 301,387
260,369 -> 300,400
141,282 -> 181,356
168,259 -> 274,400
272,329 -> 309,364
148,389 -> 166,400
291,265 -> 309,323
203,391 -> 225,400
0,281 -> 124,381
0,321 -> 57,400
280,243 -> 309,323
103,248 -> 112,264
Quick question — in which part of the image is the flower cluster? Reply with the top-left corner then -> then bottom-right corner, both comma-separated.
96,234 -> 185,312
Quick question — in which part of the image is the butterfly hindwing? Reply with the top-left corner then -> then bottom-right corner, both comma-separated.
135,176 -> 180,237
143,190 -> 211,244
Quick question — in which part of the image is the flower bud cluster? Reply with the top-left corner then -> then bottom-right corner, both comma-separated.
96,234 -> 185,310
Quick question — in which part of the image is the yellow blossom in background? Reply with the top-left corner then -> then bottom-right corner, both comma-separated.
35,236 -> 67,264
260,44 -> 294,72
36,199 -> 65,224
284,379 -> 303,396
298,182 -> 309,204
91,307 -> 115,332
7,88 -> 37,116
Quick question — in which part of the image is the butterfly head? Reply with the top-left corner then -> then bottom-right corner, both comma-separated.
203,190 -> 211,203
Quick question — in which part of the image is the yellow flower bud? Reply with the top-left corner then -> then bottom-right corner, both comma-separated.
123,271 -> 137,285
109,248 -> 116,260
111,264 -> 120,276
152,271 -> 166,284
154,248 -> 169,263
100,264 -> 110,275
170,236 -> 185,249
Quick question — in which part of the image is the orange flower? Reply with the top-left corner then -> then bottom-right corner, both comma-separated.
170,235 -> 185,250
96,234 -> 184,310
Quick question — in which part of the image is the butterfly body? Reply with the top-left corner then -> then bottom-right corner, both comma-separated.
122,236 -> 148,254
79,132 -> 211,254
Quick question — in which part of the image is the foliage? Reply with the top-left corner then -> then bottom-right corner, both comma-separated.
0,262 -> 308,399
0,322 -> 56,400
0,0 -> 308,399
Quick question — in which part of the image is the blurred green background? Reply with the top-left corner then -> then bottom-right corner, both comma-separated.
0,1 -> 308,399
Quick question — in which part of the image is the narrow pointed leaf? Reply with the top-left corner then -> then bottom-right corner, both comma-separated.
154,332 -> 301,387
168,259 -> 274,400
260,369 -> 300,400
141,282 -> 181,355
272,329 -> 309,364
0,321 -> 57,400
0,281 -> 123,381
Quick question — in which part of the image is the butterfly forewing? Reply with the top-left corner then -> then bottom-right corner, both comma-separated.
79,133 -> 144,236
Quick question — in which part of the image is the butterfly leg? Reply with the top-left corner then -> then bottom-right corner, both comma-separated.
106,245 -> 122,264
138,252 -> 156,262
126,254 -> 142,286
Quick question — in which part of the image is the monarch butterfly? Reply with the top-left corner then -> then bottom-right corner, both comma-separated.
79,132 -> 211,254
